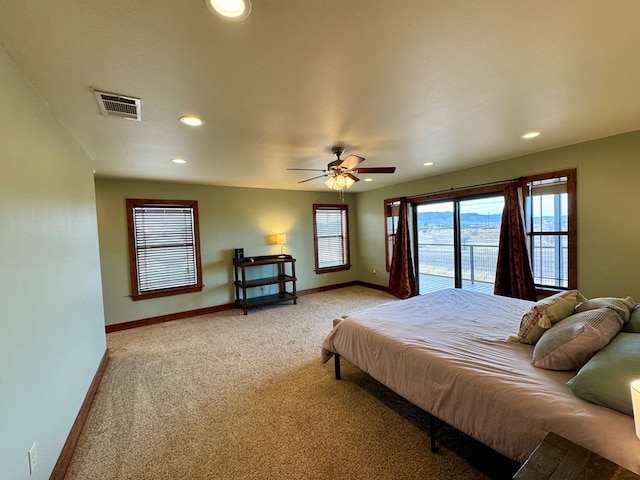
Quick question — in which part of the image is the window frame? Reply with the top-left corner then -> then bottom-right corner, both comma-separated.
312,203 -> 351,274
126,198 -> 204,301
385,184 -> 505,278
384,171 -> 577,295
411,189 -> 506,293
521,169 -> 577,294
384,198 -> 401,272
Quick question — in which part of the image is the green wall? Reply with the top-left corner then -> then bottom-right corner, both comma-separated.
95,180 -> 359,325
355,130 -> 640,300
98,131 -> 640,326
0,46 -> 107,478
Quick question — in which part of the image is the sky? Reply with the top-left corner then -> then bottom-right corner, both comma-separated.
416,196 -> 504,215
416,193 -> 567,217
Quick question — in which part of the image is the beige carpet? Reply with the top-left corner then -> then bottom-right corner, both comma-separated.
64,286 -> 519,479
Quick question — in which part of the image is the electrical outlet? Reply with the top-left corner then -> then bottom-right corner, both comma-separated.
28,442 -> 37,474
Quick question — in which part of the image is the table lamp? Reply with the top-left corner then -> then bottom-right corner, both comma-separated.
276,233 -> 287,254
632,380 -> 640,439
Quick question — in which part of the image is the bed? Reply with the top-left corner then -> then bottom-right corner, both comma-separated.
321,288 -> 640,474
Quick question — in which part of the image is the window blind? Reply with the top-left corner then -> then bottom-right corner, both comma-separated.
315,207 -> 347,269
132,205 -> 198,293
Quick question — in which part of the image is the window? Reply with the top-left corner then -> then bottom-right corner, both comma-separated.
522,169 -> 577,291
384,199 -> 401,271
313,204 -> 351,273
126,199 -> 204,300
384,171 -> 577,295
386,183 -> 506,295
414,194 -> 504,295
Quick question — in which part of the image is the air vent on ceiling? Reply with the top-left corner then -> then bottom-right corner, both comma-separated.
93,90 -> 142,121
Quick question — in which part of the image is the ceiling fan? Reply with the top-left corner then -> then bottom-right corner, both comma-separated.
287,146 -> 396,194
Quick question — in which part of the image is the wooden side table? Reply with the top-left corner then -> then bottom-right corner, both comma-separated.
233,254 -> 297,315
513,432 -> 640,479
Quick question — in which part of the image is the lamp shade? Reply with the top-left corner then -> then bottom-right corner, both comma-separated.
344,175 -> 356,189
276,233 -> 287,245
632,380 -> 640,439
334,174 -> 346,189
324,176 -> 336,189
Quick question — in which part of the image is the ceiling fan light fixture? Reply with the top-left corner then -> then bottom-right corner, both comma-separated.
204,0 -> 251,21
324,173 -> 355,191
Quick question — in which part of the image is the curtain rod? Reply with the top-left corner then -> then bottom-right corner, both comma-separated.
399,176 -> 523,202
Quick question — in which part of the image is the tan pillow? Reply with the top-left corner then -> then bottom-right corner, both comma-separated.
510,290 -> 585,344
532,308 -> 625,370
574,296 -> 635,322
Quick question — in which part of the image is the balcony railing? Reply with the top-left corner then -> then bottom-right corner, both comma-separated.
417,243 -> 568,291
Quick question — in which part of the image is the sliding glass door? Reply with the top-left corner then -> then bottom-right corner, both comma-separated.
415,201 -> 455,293
415,195 -> 504,294
459,196 -> 504,291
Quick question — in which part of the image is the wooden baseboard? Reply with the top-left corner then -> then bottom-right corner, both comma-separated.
106,303 -> 236,333
298,280 -> 389,295
106,281 -> 391,333
50,349 -> 110,480
296,281 -> 360,296
354,280 -> 390,293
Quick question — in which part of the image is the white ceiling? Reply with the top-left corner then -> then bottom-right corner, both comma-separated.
1,1 -> 639,192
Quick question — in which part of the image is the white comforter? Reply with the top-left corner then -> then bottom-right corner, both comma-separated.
321,288 -> 640,474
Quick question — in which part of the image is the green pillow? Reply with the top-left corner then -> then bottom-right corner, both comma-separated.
622,305 -> 640,333
566,332 -> 640,415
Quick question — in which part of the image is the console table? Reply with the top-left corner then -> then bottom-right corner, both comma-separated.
233,254 -> 297,315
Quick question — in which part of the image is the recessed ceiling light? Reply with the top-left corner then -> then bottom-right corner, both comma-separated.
364,178 -> 373,182
423,161 -> 435,166
522,131 -> 541,139
179,115 -> 204,127
204,0 -> 251,21
172,158 -> 187,164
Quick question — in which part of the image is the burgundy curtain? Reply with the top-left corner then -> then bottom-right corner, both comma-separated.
493,183 -> 537,300
388,198 -> 418,299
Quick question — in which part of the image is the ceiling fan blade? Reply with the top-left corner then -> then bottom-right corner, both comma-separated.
287,168 -> 326,172
340,154 -> 365,170
353,166 -> 396,174
297,174 -> 328,184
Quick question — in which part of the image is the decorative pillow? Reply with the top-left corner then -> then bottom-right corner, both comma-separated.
567,333 -> 640,415
510,290 -> 585,344
532,307 -> 625,370
622,305 -> 640,333
574,296 -> 635,323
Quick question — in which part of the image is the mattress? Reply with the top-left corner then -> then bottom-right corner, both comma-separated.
321,288 -> 640,474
